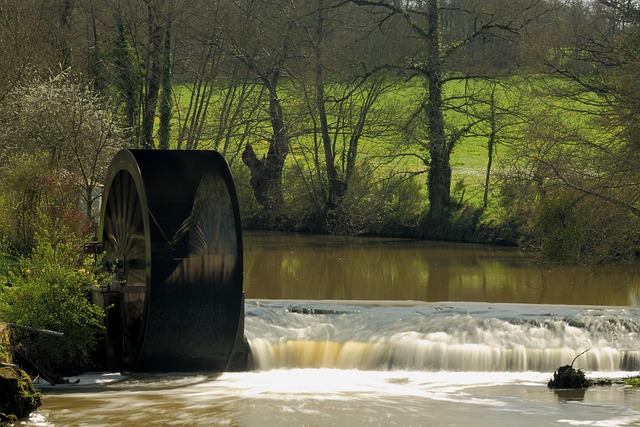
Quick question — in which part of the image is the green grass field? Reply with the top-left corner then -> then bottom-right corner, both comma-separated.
170,76 -> 598,212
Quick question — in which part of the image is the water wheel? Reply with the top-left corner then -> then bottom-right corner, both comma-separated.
98,149 -> 243,373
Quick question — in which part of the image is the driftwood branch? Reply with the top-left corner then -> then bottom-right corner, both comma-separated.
571,349 -> 590,368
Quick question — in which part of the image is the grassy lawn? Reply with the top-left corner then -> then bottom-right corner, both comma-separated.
171,76 -> 597,213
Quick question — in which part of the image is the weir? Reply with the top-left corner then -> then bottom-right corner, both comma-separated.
244,301 -> 640,372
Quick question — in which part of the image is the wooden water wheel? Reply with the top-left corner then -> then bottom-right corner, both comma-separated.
98,150 -> 243,373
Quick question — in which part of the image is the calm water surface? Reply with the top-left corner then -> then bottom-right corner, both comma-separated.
244,232 -> 640,305
33,232 -> 640,426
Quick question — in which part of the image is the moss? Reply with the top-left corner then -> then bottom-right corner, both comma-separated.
0,365 -> 42,422
625,376 -> 640,387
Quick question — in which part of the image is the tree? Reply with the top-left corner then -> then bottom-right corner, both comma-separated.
158,5 -> 173,150
218,0 -> 308,219
0,72 -> 125,224
460,79 -> 527,211
312,0 -> 345,210
109,8 -> 143,143
0,0 -> 57,102
85,0 -> 174,149
349,0 -> 551,224
171,0 -> 265,159
498,0 -> 640,262
172,0 -> 226,151
141,0 -> 172,149
298,1 -> 398,210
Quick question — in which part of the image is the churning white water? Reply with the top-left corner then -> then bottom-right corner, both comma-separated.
245,301 -> 640,372
32,301 -> 640,426
34,368 -> 640,426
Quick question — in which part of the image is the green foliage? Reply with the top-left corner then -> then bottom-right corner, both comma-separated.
536,194 -> 586,264
625,376 -> 640,387
0,192 -> 10,240
112,12 -> 143,136
326,165 -> 424,236
0,152 -> 92,253
230,161 -> 263,227
0,218 -> 107,375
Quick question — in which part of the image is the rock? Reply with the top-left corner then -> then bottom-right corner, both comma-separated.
547,364 -> 590,389
0,364 -> 42,422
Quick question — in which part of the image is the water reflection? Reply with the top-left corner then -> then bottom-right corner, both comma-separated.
243,232 -> 640,306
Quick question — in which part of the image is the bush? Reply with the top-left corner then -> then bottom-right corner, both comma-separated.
280,166 -> 329,232
0,152 -> 93,254
230,160 -> 262,226
0,223 -> 107,375
0,150 -> 106,375
327,166 -> 424,236
533,192 -> 640,264
535,194 -> 586,263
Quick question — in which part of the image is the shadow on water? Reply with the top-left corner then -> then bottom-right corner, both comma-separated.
243,231 -> 640,306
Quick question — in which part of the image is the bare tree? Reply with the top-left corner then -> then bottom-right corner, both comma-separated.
0,0 -> 57,102
349,0 -> 552,224
288,0 -> 405,223
217,0 -> 309,218
498,0 -> 640,262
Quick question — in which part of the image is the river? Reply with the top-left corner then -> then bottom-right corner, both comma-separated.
29,232 -> 640,426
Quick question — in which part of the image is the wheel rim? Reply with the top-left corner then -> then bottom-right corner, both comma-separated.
101,168 -> 149,369
98,149 -> 243,373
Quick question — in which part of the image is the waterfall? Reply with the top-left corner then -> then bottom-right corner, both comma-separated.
245,301 -> 640,372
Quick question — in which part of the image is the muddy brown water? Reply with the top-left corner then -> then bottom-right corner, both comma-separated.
31,232 -> 640,426
244,231 -> 640,305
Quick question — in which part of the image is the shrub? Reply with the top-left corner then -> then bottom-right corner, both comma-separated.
230,161 -> 262,226
535,194 -> 586,263
533,192 -> 640,264
327,166 -> 423,236
0,152 -> 93,254
0,220 -> 107,375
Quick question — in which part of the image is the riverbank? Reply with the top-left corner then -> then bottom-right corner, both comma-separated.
0,323 -> 42,423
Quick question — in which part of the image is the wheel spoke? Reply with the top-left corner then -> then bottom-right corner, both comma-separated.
103,170 -> 147,368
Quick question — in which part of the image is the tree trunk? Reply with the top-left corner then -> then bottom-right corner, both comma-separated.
158,6 -> 172,150
483,87 -> 497,210
315,0 -> 344,210
59,0 -> 73,69
425,0 -> 451,223
142,0 -> 166,150
113,11 -> 140,143
242,80 -> 288,216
